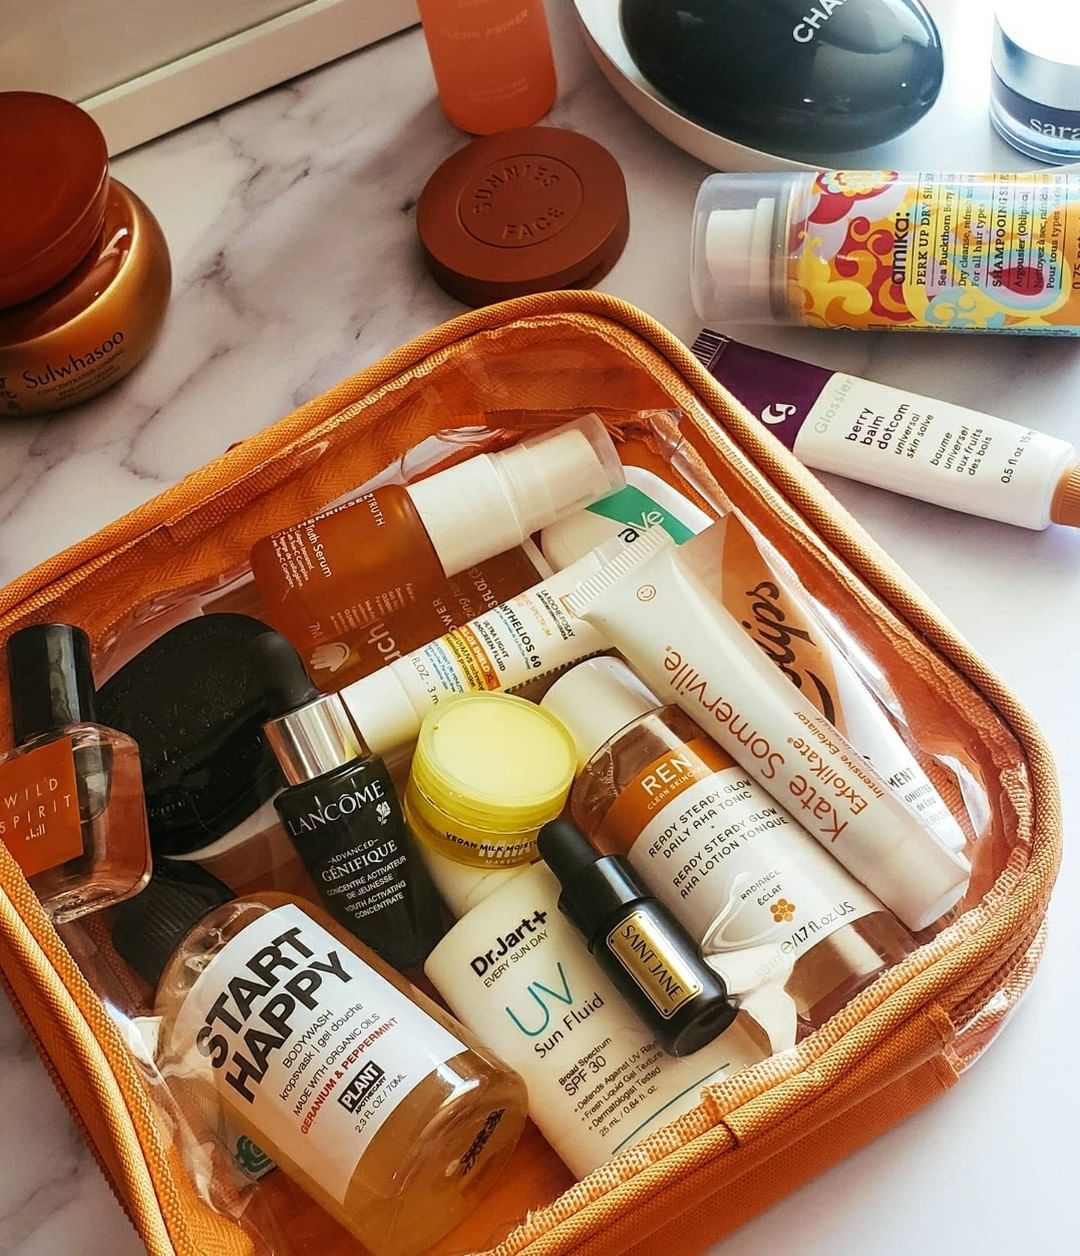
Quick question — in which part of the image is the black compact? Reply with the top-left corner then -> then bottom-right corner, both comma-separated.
621,0 -> 944,155
97,613 -> 283,857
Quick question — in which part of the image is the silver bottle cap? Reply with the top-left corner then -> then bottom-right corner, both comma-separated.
263,693 -> 364,786
994,5 -> 1080,113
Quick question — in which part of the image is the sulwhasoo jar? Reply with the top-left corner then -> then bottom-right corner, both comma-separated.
0,93 -> 170,416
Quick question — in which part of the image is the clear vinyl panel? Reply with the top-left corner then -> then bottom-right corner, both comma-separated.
4,334 -> 1031,1256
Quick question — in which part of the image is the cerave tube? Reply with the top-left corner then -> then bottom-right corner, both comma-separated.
564,528 -> 971,933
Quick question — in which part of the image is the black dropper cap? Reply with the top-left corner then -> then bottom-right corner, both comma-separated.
111,859 -> 235,988
254,631 -> 320,717
539,818 -> 738,1056
539,818 -> 646,930
6,623 -> 96,745
256,631 -> 368,784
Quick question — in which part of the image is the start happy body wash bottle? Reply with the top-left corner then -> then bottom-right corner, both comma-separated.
114,863 -> 527,1256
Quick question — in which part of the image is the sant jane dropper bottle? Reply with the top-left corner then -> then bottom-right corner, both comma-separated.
538,818 -> 737,1057
112,862 -> 527,1256
0,623 -> 151,922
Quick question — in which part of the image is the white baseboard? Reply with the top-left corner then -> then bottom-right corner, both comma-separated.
83,0 -> 419,155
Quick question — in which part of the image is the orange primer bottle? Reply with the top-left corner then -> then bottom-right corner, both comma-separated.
417,0 -> 557,134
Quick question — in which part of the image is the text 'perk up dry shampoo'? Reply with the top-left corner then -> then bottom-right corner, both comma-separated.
112,863 -> 527,1256
693,169 -> 1080,334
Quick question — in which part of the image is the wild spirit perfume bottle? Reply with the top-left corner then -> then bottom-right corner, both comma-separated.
0,623 -> 151,922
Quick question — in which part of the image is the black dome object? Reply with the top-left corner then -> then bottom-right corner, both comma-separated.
621,0 -> 944,155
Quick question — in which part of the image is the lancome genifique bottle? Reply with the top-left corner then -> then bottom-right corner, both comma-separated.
542,658 -> 915,1033
0,623 -> 151,921
249,416 -> 623,648
257,633 -> 442,970
113,863 -> 527,1256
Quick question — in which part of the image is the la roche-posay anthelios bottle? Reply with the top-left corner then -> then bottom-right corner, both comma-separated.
0,623 -> 151,922
112,861 -> 528,1256
256,632 -> 442,970
542,658 -> 915,1032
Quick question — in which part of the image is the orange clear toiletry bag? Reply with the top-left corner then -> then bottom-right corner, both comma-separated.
0,292 -> 1060,1256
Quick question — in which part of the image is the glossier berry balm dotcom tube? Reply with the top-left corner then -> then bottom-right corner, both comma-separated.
692,329 -> 1080,530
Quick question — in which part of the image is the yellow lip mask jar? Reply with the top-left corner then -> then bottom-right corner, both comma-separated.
404,693 -> 576,869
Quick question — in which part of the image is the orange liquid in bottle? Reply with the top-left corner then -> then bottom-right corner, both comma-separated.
250,484 -> 446,650
417,0 -> 557,134
303,544 -> 544,691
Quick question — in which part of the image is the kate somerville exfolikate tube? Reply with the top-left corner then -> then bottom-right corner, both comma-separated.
692,169 -> 1080,334
713,511 -> 965,853
564,529 -> 971,933
542,473 -> 965,852
692,329 -> 1080,530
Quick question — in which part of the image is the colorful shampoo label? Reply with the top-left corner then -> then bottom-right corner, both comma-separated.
789,170 -> 1080,333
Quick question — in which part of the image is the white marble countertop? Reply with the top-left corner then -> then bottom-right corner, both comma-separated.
1,3 -> 1077,1254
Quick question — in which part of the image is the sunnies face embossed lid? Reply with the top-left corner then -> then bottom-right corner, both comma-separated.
417,126 -> 630,307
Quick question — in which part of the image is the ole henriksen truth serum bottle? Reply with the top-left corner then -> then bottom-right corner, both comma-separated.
542,658 -> 915,1034
257,633 -> 441,970
0,624 -> 151,922
112,863 -> 527,1256
250,416 -> 623,648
